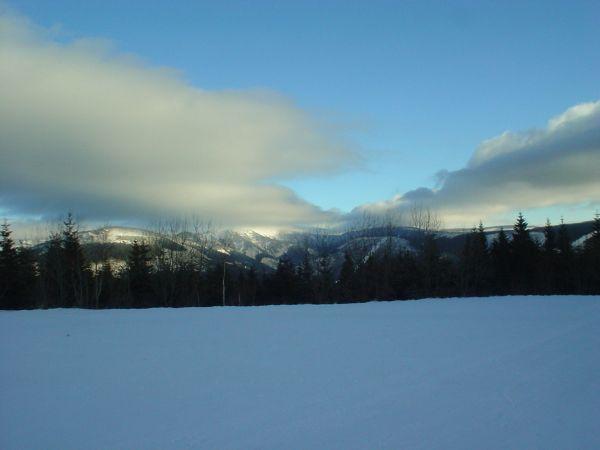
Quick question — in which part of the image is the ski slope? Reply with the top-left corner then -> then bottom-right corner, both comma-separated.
1,296 -> 599,449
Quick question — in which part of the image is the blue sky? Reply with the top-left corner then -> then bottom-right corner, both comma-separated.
2,0 -> 600,229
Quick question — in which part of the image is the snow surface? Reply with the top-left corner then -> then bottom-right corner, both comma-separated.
2,296 -> 599,449
573,232 -> 594,248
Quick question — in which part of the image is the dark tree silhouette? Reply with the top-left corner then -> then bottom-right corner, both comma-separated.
62,213 -> 89,307
296,250 -> 314,303
338,250 -> 356,302
2,211 -> 599,310
582,214 -> 600,293
460,222 -> 489,295
0,222 -> 21,309
510,212 -> 539,293
491,228 -> 511,295
127,240 -> 153,307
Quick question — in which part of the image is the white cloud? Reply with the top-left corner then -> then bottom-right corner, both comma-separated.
0,11 -> 357,228
354,100 -> 600,227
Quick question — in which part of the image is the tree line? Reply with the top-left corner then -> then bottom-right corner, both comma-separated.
1,212 -> 599,310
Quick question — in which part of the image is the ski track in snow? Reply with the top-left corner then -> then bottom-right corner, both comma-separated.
1,296 -> 599,449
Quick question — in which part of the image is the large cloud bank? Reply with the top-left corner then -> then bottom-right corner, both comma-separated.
354,100 -> 600,226
0,12 -> 356,228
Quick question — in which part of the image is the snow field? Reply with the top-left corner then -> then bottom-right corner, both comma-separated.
1,296 -> 599,449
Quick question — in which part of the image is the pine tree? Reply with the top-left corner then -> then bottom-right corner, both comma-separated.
583,213 -> 600,293
0,222 -> 20,309
338,250 -> 355,302
557,219 -> 572,256
420,233 -> 441,296
297,250 -> 314,302
127,240 -> 153,307
358,254 -> 377,300
540,219 -> 557,293
555,219 -> 574,293
41,233 -> 64,308
62,213 -> 89,307
96,260 -> 116,308
272,256 -> 296,304
491,228 -> 510,294
16,246 -> 37,309
460,222 -> 489,295
0,222 -> 37,309
585,213 -> 600,253
316,255 -> 334,304
510,212 -> 539,293
460,228 -> 475,294
543,219 -> 556,254
246,265 -> 258,306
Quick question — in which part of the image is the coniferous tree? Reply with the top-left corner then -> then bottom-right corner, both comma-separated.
338,250 -> 355,302
315,254 -> 334,303
297,250 -> 314,303
245,266 -> 258,306
377,244 -> 395,300
541,219 -> 557,293
510,212 -> 538,293
127,240 -> 153,307
272,256 -> 296,304
0,222 -> 20,309
62,213 -> 89,307
557,220 -> 572,256
583,213 -> 600,293
555,219 -> 574,293
41,233 -> 64,308
96,260 -> 116,308
460,222 -> 489,295
358,254 -> 377,300
420,233 -> 441,296
460,228 -> 475,294
390,250 -> 419,299
16,246 -> 37,308
491,228 -> 511,294
0,222 -> 38,309
543,219 -> 556,254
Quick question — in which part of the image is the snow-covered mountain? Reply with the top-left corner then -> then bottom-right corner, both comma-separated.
32,220 -> 596,272
80,227 -> 154,244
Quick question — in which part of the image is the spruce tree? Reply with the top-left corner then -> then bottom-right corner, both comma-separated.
585,213 -> 600,253
0,222 -> 20,309
16,246 -> 37,309
541,219 -> 557,293
543,219 -> 556,254
474,222 -> 490,293
557,219 -> 572,256
359,254 -> 377,300
62,213 -> 89,307
297,250 -> 314,302
420,233 -> 440,296
460,222 -> 489,296
0,222 -> 37,309
273,256 -> 296,304
41,233 -> 64,307
338,250 -> 355,302
127,240 -> 153,307
96,260 -> 115,308
246,266 -> 258,306
510,213 -> 539,293
460,228 -> 475,294
316,254 -> 334,304
491,228 -> 510,294
555,219 -> 574,293
583,213 -> 600,293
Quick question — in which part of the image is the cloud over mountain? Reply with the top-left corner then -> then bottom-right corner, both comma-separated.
0,11 -> 357,228
354,100 -> 600,226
